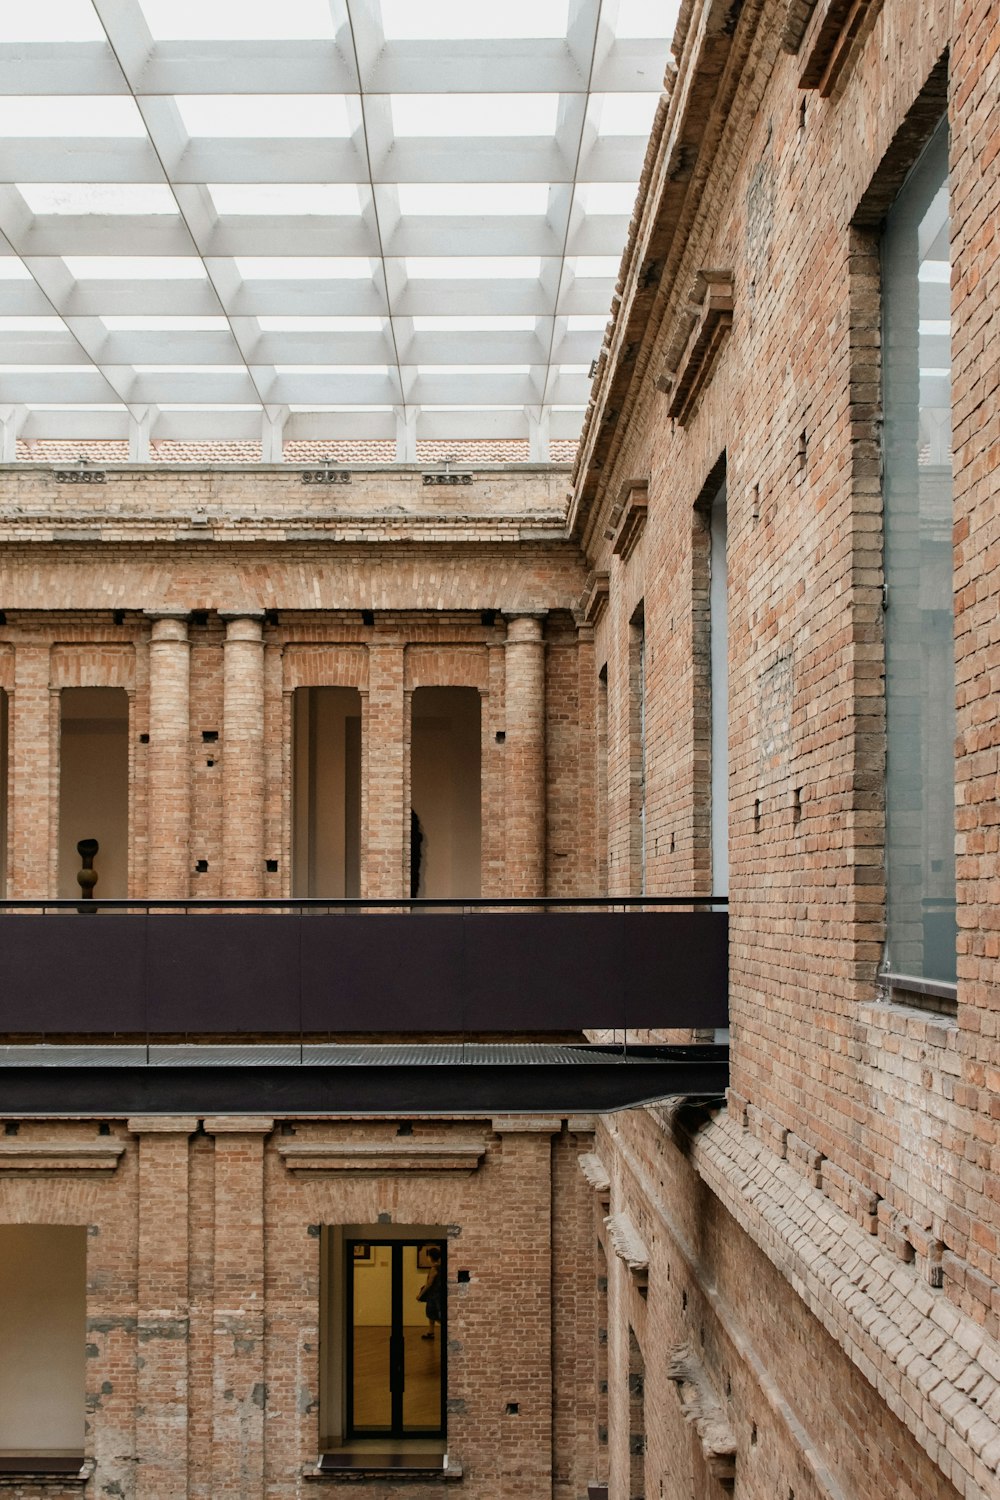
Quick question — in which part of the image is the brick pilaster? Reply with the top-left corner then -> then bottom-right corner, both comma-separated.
205,1117 -> 273,1500
491,1118 -> 557,1498
221,616 -> 265,899
365,641 -> 405,898
9,643 -> 51,897
504,615 -> 546,897
130,1117 -> 198,1500
147,615 -> 191,898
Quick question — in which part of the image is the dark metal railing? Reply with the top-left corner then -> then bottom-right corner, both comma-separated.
0,896 -> 728,1038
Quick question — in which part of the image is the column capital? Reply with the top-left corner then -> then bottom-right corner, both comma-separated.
221,613 -> 265,642
146,613 -> 189,643
504,613 -> 547,644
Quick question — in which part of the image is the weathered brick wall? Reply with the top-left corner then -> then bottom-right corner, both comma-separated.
573,0 -> 1000,1488
0,471 -> 595,904
0,1116 -> 597,1500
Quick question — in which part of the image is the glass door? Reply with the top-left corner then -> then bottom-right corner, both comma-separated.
346,1240 -> 446,1440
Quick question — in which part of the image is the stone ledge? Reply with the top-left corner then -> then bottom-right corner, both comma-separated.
688,1115 -> 1000,1500
656,270 -> 734,425
303,1463 -> 462,1484
0,1142 -> 124,1175
667,1341 -> 737,1481
278,1140 -> 485,1173
0,1459 -> 94,1492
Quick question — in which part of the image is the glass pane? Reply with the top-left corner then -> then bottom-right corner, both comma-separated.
351,1244 -> 392,1431
883,119 -> 955,984
403,1243 -> 443,1432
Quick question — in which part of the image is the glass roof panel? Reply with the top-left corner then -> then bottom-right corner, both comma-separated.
593,93 -> 662,136
4,1 -> 106,42
396,184 -> 551,216
235,258 -> 374,280
380,0 -> 569,39
391,95 -> 560,138
405,258 -> 543,279
138,0 -> 338,39
18,184 -> 179,215
175,96 -> 353,139
208,185 -> 363,216
0,0 -> 676,451
0,97 -> 148,137
257,317 -> 385,331
64,257 -> 207,280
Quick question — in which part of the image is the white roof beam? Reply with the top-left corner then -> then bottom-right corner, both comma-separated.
0,42 -> 127,97
526,405 -> 551,461
0,404 -> 27,461
394,405 -> 418,462
90,0 -> 156,84
128,403 -> 154,460
261,404 -> 288,463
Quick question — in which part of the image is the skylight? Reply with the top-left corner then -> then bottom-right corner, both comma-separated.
0,0 -> 675,450
411,317 -> 538,332
0,97 -> 147,137
64,258 -> 207,280
391,95 -> 560,138
405,258 -> 543,280
208,185 -> 363,216
396,185 -> 551,217
138,0 -> 337,40
257,317 -> 385,332
4,0 -> 106,42
594,94 -> 663,136
379,0 -> 570,39
175,96 -> 352,139
235,258 -> 373,280
18,184 -> 179,216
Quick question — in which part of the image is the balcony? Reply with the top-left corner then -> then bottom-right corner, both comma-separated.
0,897 -> 728,1113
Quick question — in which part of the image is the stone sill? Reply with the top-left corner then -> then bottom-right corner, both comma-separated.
859,997 -> 959,1046
304,1463 -> 461,1485
0,1458 -> 93,1490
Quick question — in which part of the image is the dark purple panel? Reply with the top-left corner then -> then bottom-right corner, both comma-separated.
300,914 -> 465,1031
621,911 -> 728,1027
144,916 -> 300,1032
462,914 -> 625,1030
0,914 -> 146,1032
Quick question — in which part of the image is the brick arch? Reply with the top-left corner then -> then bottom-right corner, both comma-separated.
282,644 -> 369,691
403,645 -> 490,692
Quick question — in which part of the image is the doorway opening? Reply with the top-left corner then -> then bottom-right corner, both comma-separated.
58,687 -> 129,898
345,1238 -> 447,1441
410,687 -> 481,898
292,687 -> 362,897
0,1225 -> 86,1470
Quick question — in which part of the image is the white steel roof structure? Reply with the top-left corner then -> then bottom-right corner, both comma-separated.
0,0 -> 676,461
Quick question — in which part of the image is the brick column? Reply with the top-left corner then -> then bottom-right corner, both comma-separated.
222,615 -> 265,898
504,615 -> 546,897
129,1116 -> 198,1500
365,642 -> 405,898
206,1116 -> 273,1500
147,615 -> 190,898
491,1116 -> 558,1498
9,643 -> 51,897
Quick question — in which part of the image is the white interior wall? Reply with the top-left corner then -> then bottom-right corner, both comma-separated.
58,688 -> 129,900
292,687 -> 361,898
0,1225 -> 86,1456
411,687 -> 482,899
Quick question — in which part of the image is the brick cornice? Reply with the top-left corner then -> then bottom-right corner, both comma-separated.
277,1139 -> 486,1173
0,1141 -> 124,1174
656,270 -> 734,425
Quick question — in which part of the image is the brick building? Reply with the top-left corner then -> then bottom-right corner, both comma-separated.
0,0 -> 998,1498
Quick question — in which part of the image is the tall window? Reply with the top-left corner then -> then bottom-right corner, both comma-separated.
292,687 -> 362,897
709,482 -> 729,898
0,1225 -> 86,1466
882,119 -> 955,988
629,606 -> 646,895
58,688 -> 129,898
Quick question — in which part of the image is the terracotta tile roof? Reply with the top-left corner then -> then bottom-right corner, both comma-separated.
14,437 -> 577,466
